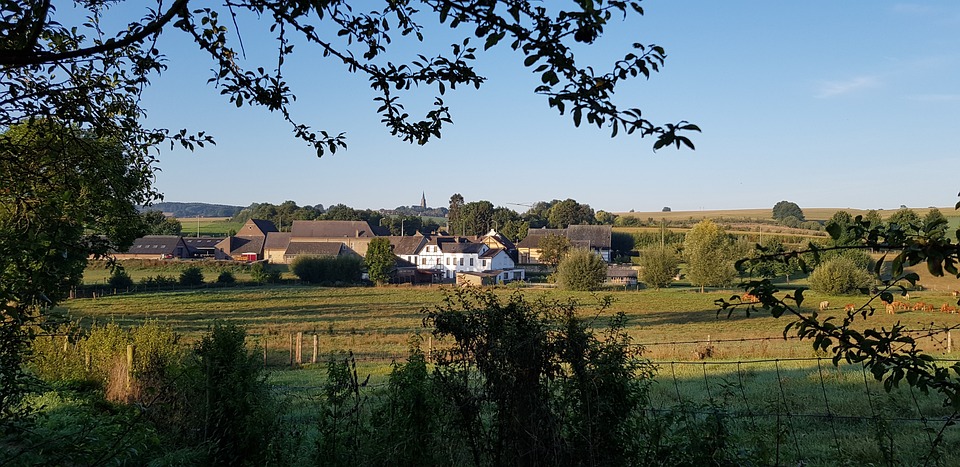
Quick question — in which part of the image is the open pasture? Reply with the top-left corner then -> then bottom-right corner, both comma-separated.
176,216 -> 243,237
56,285 -> 960,363
52,285 -> 960,465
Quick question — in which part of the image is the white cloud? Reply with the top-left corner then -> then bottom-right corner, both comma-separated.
815,76 -> 881,98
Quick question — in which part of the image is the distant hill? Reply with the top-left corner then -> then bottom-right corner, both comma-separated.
141,202 -> 244,218
615,207 -> 956,222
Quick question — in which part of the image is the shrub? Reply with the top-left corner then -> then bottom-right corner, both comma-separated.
179,323 -> 285,466
809,256 -> 872,295
556,248 -> 607,291
290,255 -> 363,284
638,247 -> 679,289
216,271 -> 236,284
249,262 -> 281,284
107,268 -> 134,290
140,275 -> 176,288
178,267 -> 204,286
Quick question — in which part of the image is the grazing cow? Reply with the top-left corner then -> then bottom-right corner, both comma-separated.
819,301 -> 829,311
885,303 -> 896,315
741,293 -> 758,303
844,304 -> 856,312
952,290 -> 960,298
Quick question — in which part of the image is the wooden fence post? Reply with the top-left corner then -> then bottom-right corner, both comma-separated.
312,334 -> 318,364
126,344 -> 135,393
948,330 -> 953,354
288,333 -> 294,366
84,349 -> 91,372
262,337 -> 268,366
296,332 -> 303,365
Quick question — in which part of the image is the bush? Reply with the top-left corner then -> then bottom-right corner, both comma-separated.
175,323 -> 290,466
639,247 -> 679,289
216,271 -> 236,284
178,266 -> 204,286
249,262 -> 281,284
555,249 -> 607,291
140,275 -> 177,288
290,255 -> 363,284
107,268 -> 133,290
809,256 -> 872,295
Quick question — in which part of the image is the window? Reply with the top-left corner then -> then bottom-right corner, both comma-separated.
421,258 -> 426,265
482,260 -> 486,267
470,258 -> 474,266
446,257 -> 450,265
436,258 -> 441,265
459,258 -> 463,266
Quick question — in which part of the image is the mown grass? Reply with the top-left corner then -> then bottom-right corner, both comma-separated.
176,217 -> 244,236
52,284 -> 960,465
80,259 -> 292,285
57,284 -> 960,362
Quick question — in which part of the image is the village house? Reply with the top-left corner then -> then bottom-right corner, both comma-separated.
517,225 -> 613,264
396,232 -> 525,284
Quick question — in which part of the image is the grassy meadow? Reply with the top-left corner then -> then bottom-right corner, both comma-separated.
50,283 -> 960,465
56,284 -> 960,363
175,216 -> 243,236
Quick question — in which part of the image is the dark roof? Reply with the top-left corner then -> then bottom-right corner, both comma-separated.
480,231 -> 517,251
290,220 -> 388,238
388,235 -> 426,255
394,257 -> 417,268
442,242 -> 485,254
218,236 -> 265,255
480,248 -> 504,259
183,237 -> 221,247
516,229 -> 565,248
264,232 -> 292,250
566,225 -> 611,249
237,219 -> 278,238
284,241 -> 344,257
606,266 -> 638,278
124,236 -> 184,255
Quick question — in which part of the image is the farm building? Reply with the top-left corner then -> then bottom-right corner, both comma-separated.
282,241 -> 351,263
517,225 -> 612,264
263,232 -> 292,263
182,237 -> 221,258
216,236 -> 266,262
285,220 -> 390,259
606,265 -> 638,286
213,218 -> 278,261
113,236 -> 189,260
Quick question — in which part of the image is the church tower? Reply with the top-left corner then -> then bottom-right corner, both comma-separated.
420,192 -> 426,209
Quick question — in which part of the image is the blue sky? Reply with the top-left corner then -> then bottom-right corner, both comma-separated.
111,1 -> 960,213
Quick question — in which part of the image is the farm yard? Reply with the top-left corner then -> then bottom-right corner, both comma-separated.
48,283 -> 960,465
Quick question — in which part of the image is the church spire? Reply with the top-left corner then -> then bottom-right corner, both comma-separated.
420,192 -> 426,209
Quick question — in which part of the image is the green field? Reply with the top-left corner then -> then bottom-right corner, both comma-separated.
50,284 -> 960,464
56,284 -> 960,362
175,216 -> 243,236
